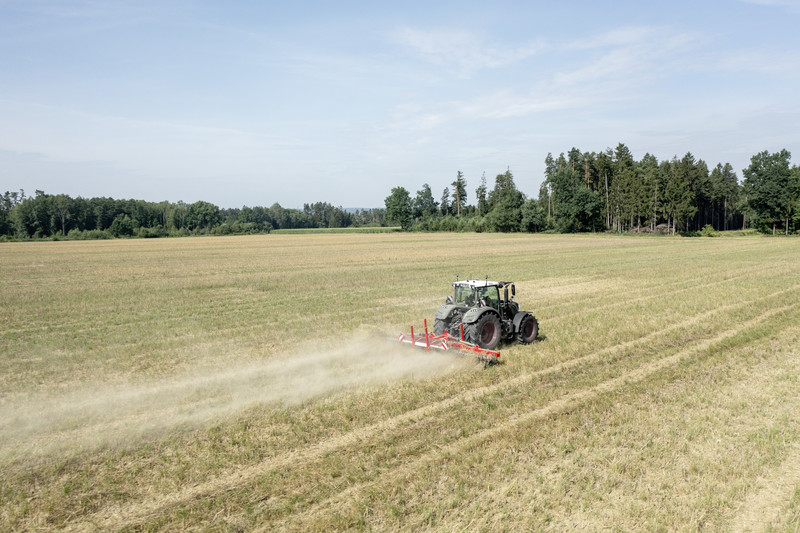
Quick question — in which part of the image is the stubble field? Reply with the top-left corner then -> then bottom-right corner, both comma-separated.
1,232 -> 799,532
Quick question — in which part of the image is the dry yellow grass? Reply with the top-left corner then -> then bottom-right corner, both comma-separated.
0,233 -> 799,531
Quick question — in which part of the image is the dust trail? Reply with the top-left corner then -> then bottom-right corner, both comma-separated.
0,333 -> 470,466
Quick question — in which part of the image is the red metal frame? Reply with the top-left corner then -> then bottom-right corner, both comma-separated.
396,318 -> 501,365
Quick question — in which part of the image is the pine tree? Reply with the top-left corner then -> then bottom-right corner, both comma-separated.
451,171 -> 467,216
440,187 -> 451,216
475,173 -> 488,216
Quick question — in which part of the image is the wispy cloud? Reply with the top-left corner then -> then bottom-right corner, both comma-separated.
383,88 -> 589,139
453,90 -> 587,120
382,25 -> 705,135
565,26 -> 663,50
391,27 -> 543,79
556,27 -> 702,87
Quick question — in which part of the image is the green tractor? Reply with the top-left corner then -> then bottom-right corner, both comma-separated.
433,278 -> 539,350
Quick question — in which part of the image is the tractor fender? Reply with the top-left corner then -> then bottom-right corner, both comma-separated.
462,306 -> 499,325
512,311 -> 533,332
435,304 -> 459,321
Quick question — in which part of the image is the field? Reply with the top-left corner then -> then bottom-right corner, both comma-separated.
1,233 -> 799,532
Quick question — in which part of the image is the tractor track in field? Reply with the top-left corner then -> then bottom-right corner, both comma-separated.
533,265 -> 731,314
541,262 -> 779,324
729,442 -> 800,532
270,302 -> 799,531
728,336 -> 800,533
0,294 -> 278,339
2,260 -> 776,341
66,285 -> 800,532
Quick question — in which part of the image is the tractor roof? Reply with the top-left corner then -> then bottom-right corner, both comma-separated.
453,279 -> 511,288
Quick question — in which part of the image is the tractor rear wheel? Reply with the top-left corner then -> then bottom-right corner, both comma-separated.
433,318 -> 448,336
516,314 -> 539,344
467,313 -> 501,350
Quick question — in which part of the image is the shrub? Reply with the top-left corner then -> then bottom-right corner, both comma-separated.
700,224 -> 718,237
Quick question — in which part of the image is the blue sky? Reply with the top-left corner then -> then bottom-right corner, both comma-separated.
1,0 -> 798,208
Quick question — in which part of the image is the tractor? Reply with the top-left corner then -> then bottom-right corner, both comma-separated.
433,277 -> 538,350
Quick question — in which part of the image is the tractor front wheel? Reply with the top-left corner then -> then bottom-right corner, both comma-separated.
516,315 -> 539,344
467,313 -> 501,350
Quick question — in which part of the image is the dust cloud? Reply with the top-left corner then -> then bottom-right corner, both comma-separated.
0,333 -> 470,465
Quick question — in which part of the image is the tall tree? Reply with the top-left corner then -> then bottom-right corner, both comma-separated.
413,183 -> 438,219
486,169 -> 524,232
664,155 -> 698,234
384,187 -> 413,231
475,173 -> 488,216
611,143 -> 636,232
594,150 -> 614,228
51,194 -> 73,236
440,187 -> 451,216
690,158 -> 711,230
721,163 -> 740,231
743,149 -> 795,234
639,153 -> 660,231
451,171 -> 467,216
709,163 -> 739,230
0,190 -> 24,236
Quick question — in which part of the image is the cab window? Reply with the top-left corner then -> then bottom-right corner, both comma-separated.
454,286 -> 476,306
477,286 -> 499,310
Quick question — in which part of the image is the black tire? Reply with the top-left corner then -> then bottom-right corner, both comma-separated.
447,311 -> 464,339
467,313 -> 501,350
516,314 -> 539,344
433,318 -> 448,336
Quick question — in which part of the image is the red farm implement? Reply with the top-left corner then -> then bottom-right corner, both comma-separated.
395,319 -> 501,366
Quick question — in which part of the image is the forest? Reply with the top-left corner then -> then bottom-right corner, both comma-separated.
386,144 -> 800,235
0,195 -> 384,240
2,144 -> 798,240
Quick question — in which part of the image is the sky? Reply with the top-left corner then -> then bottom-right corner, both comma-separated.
1,0 -> 799,209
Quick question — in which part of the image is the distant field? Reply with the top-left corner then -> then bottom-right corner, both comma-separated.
272,226 -> 399,234
1,233 -> 799,531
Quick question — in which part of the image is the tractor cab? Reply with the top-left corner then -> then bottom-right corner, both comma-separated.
451,283 -> 499,309
448,280 -> 513,315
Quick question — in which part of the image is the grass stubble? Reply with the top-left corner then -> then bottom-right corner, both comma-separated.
0,233 -> 799,531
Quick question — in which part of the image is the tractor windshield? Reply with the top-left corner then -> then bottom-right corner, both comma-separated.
476,286 -> 500,311
453,286 -> 477,306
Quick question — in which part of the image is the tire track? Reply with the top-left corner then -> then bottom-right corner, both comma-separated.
728,443 -> 800,532
40,275 -> 794,473
272,301 -> 799,531
64,285 -> 800,532
5,259 -> 785,339
541,262 -> 796,325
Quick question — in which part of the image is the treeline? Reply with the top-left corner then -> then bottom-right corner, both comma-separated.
3,144 -> 798,240
0,192 -> 385,240
385,144 -> 800,235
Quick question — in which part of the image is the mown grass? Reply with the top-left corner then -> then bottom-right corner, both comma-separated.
1,233 -> 799,531
272,226 -> 400,234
